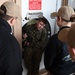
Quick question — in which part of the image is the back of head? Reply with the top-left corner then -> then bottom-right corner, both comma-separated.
58,6 -> 74,21
0,1 -> 21,19
51,6 -> 74,21
37,17 -> 47,25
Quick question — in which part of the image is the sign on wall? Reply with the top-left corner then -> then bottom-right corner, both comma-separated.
29,0 -> 41,10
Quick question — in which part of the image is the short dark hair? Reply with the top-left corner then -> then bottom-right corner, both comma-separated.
38,17 -> 47,24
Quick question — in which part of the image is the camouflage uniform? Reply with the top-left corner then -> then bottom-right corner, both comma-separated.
22,24 -> 47,75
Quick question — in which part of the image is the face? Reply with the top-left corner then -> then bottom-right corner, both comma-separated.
36,21 -> 45,30
9,17 -> 17,26
68,45 -> 75,60
12,17 -> 18,26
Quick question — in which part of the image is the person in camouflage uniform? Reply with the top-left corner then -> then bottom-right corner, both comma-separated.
22,18 -> 47,75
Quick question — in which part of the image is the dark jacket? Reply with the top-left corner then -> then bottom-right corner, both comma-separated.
44,27 -> 75,75
0,18 -> 22,75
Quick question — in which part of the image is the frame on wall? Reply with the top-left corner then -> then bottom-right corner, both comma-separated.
62,0 -> 68,6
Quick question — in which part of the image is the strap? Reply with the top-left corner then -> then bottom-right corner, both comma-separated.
58,26 -> 70,33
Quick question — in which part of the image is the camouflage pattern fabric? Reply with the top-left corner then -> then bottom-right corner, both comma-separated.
22,24 -> 47,75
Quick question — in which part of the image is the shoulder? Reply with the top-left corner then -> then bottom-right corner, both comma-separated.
49,33 -> 65,45
49,34 -> 58,40
41,28 -> 47,34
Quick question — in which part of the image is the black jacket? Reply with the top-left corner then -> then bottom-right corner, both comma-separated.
0,18 -> 22,75
44,27 -> 75,75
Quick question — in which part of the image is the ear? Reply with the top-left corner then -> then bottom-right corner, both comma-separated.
71,47 -> 75,60
59,17 -> 62,22
10,18 -> 14,24
57,16 -> 62,23
7,18 -> 14,26
68,46 -> 75,55
72,48 -> 75,56
9,18 -> 16,26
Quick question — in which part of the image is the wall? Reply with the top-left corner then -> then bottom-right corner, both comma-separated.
22,0 -> 62,35
68,0 -> 75,9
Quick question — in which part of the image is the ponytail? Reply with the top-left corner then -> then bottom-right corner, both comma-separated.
70,14 -> 75,22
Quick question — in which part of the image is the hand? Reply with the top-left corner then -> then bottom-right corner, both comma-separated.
24,42 -> 30,46
23,33 -> 27,39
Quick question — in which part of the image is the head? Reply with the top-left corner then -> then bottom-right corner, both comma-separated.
67,24 -> 75,60
51,6 -> 74,27
53,6 -> 75,42
35,18 -> 46,30
0,1 -> 21,26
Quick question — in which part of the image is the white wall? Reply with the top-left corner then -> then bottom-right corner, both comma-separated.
68,0 -> 75,9
22,0 -> 62,75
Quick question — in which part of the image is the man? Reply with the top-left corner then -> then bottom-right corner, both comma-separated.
0,1 -> 22,75
22,18 -> 47,75
44,6 -> 75,75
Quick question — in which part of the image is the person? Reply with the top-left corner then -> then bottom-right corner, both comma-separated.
44,6 -> 75,75
22,18 -> 47,75
66,23 -> 75,60
0,1 -> 22,75
58,22 -> 75,61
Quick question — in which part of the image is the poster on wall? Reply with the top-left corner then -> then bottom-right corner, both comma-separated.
29,0 -> 41,10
